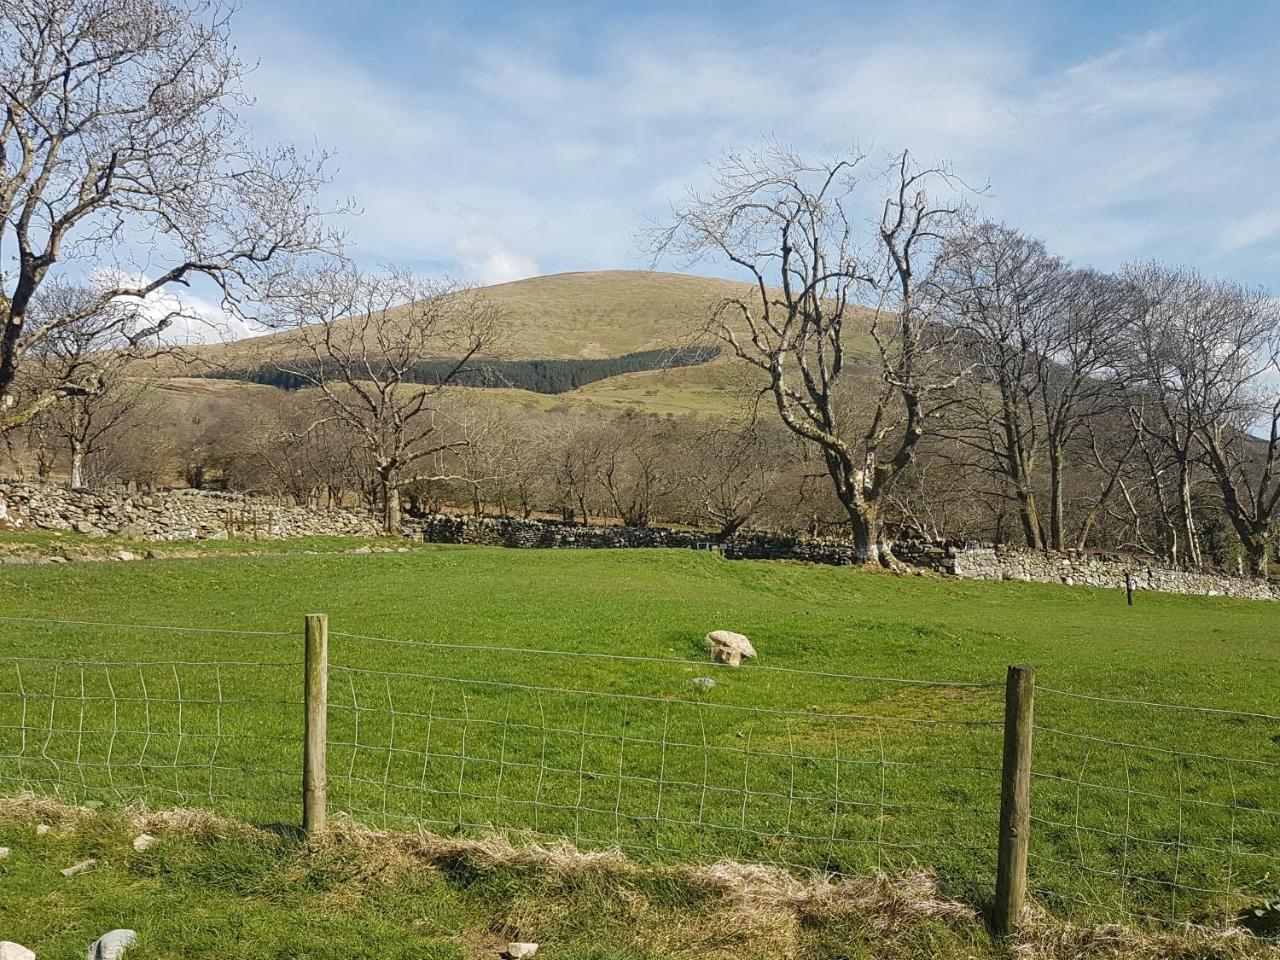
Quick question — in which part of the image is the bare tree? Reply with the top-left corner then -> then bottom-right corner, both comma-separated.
1122,265 -> 1230,568
268,265 -> 501,535
0,0 -> 341,431
943,224 -> 1129,550
591,414 -> 677,528
26,287 -> 154,487
1125,265 -> 1280,575
652,144 -> 969,564
676,417 -> 788,537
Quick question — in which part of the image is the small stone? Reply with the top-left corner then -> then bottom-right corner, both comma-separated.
131,833 -> 155,852
60,858 -> 97,877
502,944 -> 539,959
86,929 -> 137,960
115,550 -> 137,562
689,677 -> 716,690
0,846 -> 8,859
35,823 -> 50,836
0,942 -> 35,960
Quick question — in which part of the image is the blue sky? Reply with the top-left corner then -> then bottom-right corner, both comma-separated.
223,0 -> 1280,291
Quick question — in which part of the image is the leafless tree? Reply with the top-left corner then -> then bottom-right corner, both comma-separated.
24,286 -> 155,486
651,144 -> 970,564
1124,264 -> 1280,575
268,265 -> 501,534
591,414 -> 677,528
943,224 -> 1129,549
676,417 -> 789,537
0,0 -> 342,431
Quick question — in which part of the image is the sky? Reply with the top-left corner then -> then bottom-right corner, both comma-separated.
219,0 -> 1280,295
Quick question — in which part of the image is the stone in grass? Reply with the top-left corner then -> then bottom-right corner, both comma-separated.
86,930 -> 137,960
502,944 -> 539,959
704,630 -> 757,668
60,858 -> 97,877
131,833 -> 156,852
689,677 -> 716,690
0,846 -> 9,859
0,942 -> 35,960
35,823 -> 50,836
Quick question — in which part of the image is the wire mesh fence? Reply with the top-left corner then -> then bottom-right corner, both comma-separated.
0,613 -> 1276,930
0,618 -> 303,826
324,630 -> 1004,884
1030,686 -> 1280,925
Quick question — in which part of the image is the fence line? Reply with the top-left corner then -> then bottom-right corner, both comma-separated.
0,613 -> 1276,931
330,628 -> 998,688
0,614 -> 294,638
1037,684 -> 1280,723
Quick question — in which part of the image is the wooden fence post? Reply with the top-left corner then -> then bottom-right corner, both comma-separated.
303,613 -> 329,836
994,663 -> 1035,936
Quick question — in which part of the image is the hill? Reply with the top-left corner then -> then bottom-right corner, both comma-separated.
141,270 -> 789,415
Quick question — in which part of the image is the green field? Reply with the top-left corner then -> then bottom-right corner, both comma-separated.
0,544 -> 1276,944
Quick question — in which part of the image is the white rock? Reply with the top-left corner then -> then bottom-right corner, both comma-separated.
86,930 -> 137,960
689,677 -> 716,690
503,944 -> 539,959
705,630 -> 756,668
35,823 -> 50,836
0,846 -> 9,859
131,833 -> 155,852
60,858 -> 96,877
0,942 -> 35,960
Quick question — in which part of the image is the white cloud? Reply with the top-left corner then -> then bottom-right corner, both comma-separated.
228,10 -> 1280,297
91,270 -> 256,345
452,233 -> 539,286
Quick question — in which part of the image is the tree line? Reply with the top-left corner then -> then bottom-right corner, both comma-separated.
208,346 -> 719,395
1,2 -> 1276,575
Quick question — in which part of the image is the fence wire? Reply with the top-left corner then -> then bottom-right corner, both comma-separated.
0,615 -> 1276,929
1030,686 -> 1280,925
0,619 -> 302,825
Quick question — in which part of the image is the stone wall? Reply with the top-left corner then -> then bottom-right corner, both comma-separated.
0,482 -> 380,541
3,481 -> 1273,601
411,514 -> 716,550
410,514 -> 871,564
412,514 -> 1279,601
945,544 -> 1280,601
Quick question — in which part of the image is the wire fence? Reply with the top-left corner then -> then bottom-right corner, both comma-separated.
325,630 -> 1003,881
1029,686 -> 1280,925
0,613 -> 1276,929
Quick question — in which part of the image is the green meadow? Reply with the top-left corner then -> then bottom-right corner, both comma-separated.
0,543 -> 1276,942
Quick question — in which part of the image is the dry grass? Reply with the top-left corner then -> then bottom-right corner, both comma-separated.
1,796 -> 1275,959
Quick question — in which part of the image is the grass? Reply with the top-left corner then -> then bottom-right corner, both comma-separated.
0,799 -> 1015,960
0,546 -> 1277,936
138,270 -> 883,418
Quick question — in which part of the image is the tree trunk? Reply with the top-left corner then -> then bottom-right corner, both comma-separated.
1177,459 -> 1201,567
1017,491 -> 1044,551
1048,447 -> 1065,551
379,470 -> 402,536
69,444 -> 85,489
1242,536 -> 1269,578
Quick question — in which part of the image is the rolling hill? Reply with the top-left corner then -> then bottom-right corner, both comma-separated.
146,270 -> 877,418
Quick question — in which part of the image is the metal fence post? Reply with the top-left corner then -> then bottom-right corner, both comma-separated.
303,613 -> 329,835
994,663 -> 1035,936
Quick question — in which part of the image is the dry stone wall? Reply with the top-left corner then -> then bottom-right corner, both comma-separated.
0,482 -> 379,541
2,482 -> 1273,600
946,544 -> 1280,601
412,515 -> 1278,601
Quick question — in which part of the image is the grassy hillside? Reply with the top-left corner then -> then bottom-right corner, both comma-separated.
139,270 -> 877,418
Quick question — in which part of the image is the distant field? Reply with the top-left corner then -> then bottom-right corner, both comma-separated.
0,546 -> 1276,930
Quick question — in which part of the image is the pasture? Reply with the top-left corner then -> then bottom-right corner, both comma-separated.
0,543 -> 1276,948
